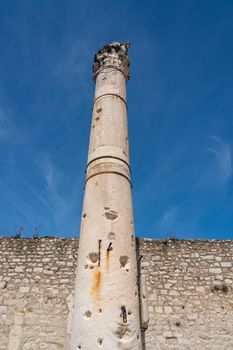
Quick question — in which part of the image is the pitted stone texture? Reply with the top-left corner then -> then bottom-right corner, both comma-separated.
70,41 -> 141,350
93,42 -> 130,81
139,238 -> 233,350
0,237 -> 233,349
0,237 -> 78,350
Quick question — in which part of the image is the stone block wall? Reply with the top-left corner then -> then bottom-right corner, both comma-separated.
0,237 -> 78,350
0,237 -> 232,350
139,238 -> 233,350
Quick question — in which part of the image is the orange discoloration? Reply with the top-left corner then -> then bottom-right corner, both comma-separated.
106,242 -> 112,272
98,239 -> 102,266
106,250 -> 110,271
91,266 -> 102,299
91,239 -> 103,300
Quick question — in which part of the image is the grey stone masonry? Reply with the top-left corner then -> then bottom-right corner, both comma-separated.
0,237 -> 78,350
139,238 -> 233,350
0,237 -> 232,349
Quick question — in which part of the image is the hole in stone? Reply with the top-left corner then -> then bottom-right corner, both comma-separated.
108,232 -> 116,240
120,256 -> 129,268
211,283 -> 229,294
95,117 -> 100,121
107,242 -> 113,251
89,265 -> 94,269
85,311 -> 92,318
82,213 -> 87,218
78,346 -> 81,349
99,308 -> 102,313
116,326 -> 125,339
126,269 -> 129,272
92,124 -> 95,128
105,210 -> 118,220
84,265 -> 88,269
98,338 -> 103,346
128,310 -> 132,315
89,252 -> 99,263
96,108 -> 102,113
104,207 -> 110,210
98,240 -> 102,266
121,305 -> 127,323
137,334 -> 140,340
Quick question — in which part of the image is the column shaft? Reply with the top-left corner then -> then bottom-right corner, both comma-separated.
70,42 -> 141,350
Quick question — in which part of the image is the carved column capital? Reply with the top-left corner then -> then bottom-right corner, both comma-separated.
93,42 -> 130,81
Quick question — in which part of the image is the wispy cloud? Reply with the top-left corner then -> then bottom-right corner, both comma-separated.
39,155 -> 62,192
208,136 -> 232,183
160,205 -> 180,231
37,154 -> 82,231
38,154 -> 66,222
53,40 -> 90,83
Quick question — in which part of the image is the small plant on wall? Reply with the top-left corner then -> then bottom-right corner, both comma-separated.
15,225 -> 24,238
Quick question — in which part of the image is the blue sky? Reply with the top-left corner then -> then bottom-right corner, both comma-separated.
0,0 -> 233,239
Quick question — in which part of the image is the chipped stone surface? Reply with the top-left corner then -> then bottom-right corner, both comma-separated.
0,237 -> 78,350
104,210 -> 118,220
0,237 -> 232,349
93,41 -> 130,81
139,238 -> 233,350
70,41 -> 141,350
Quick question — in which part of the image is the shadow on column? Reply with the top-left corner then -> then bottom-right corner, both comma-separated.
136,237 -> 147,350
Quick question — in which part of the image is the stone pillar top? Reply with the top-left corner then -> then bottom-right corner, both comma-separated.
93,41 -> 130,81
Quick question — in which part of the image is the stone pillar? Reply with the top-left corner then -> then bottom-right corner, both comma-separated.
70,42 -> 142,350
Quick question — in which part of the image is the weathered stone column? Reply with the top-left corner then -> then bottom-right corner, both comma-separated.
70,42 -> 142,350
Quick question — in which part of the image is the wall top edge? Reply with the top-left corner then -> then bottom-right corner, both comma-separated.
0,236 -> 232,243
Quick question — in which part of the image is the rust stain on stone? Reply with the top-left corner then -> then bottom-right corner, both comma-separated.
106,250 -> 110,271
106,242 -> 112,271
91,266 -> 102,300
98,239 -> 102,266
91,239 -> 103,300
